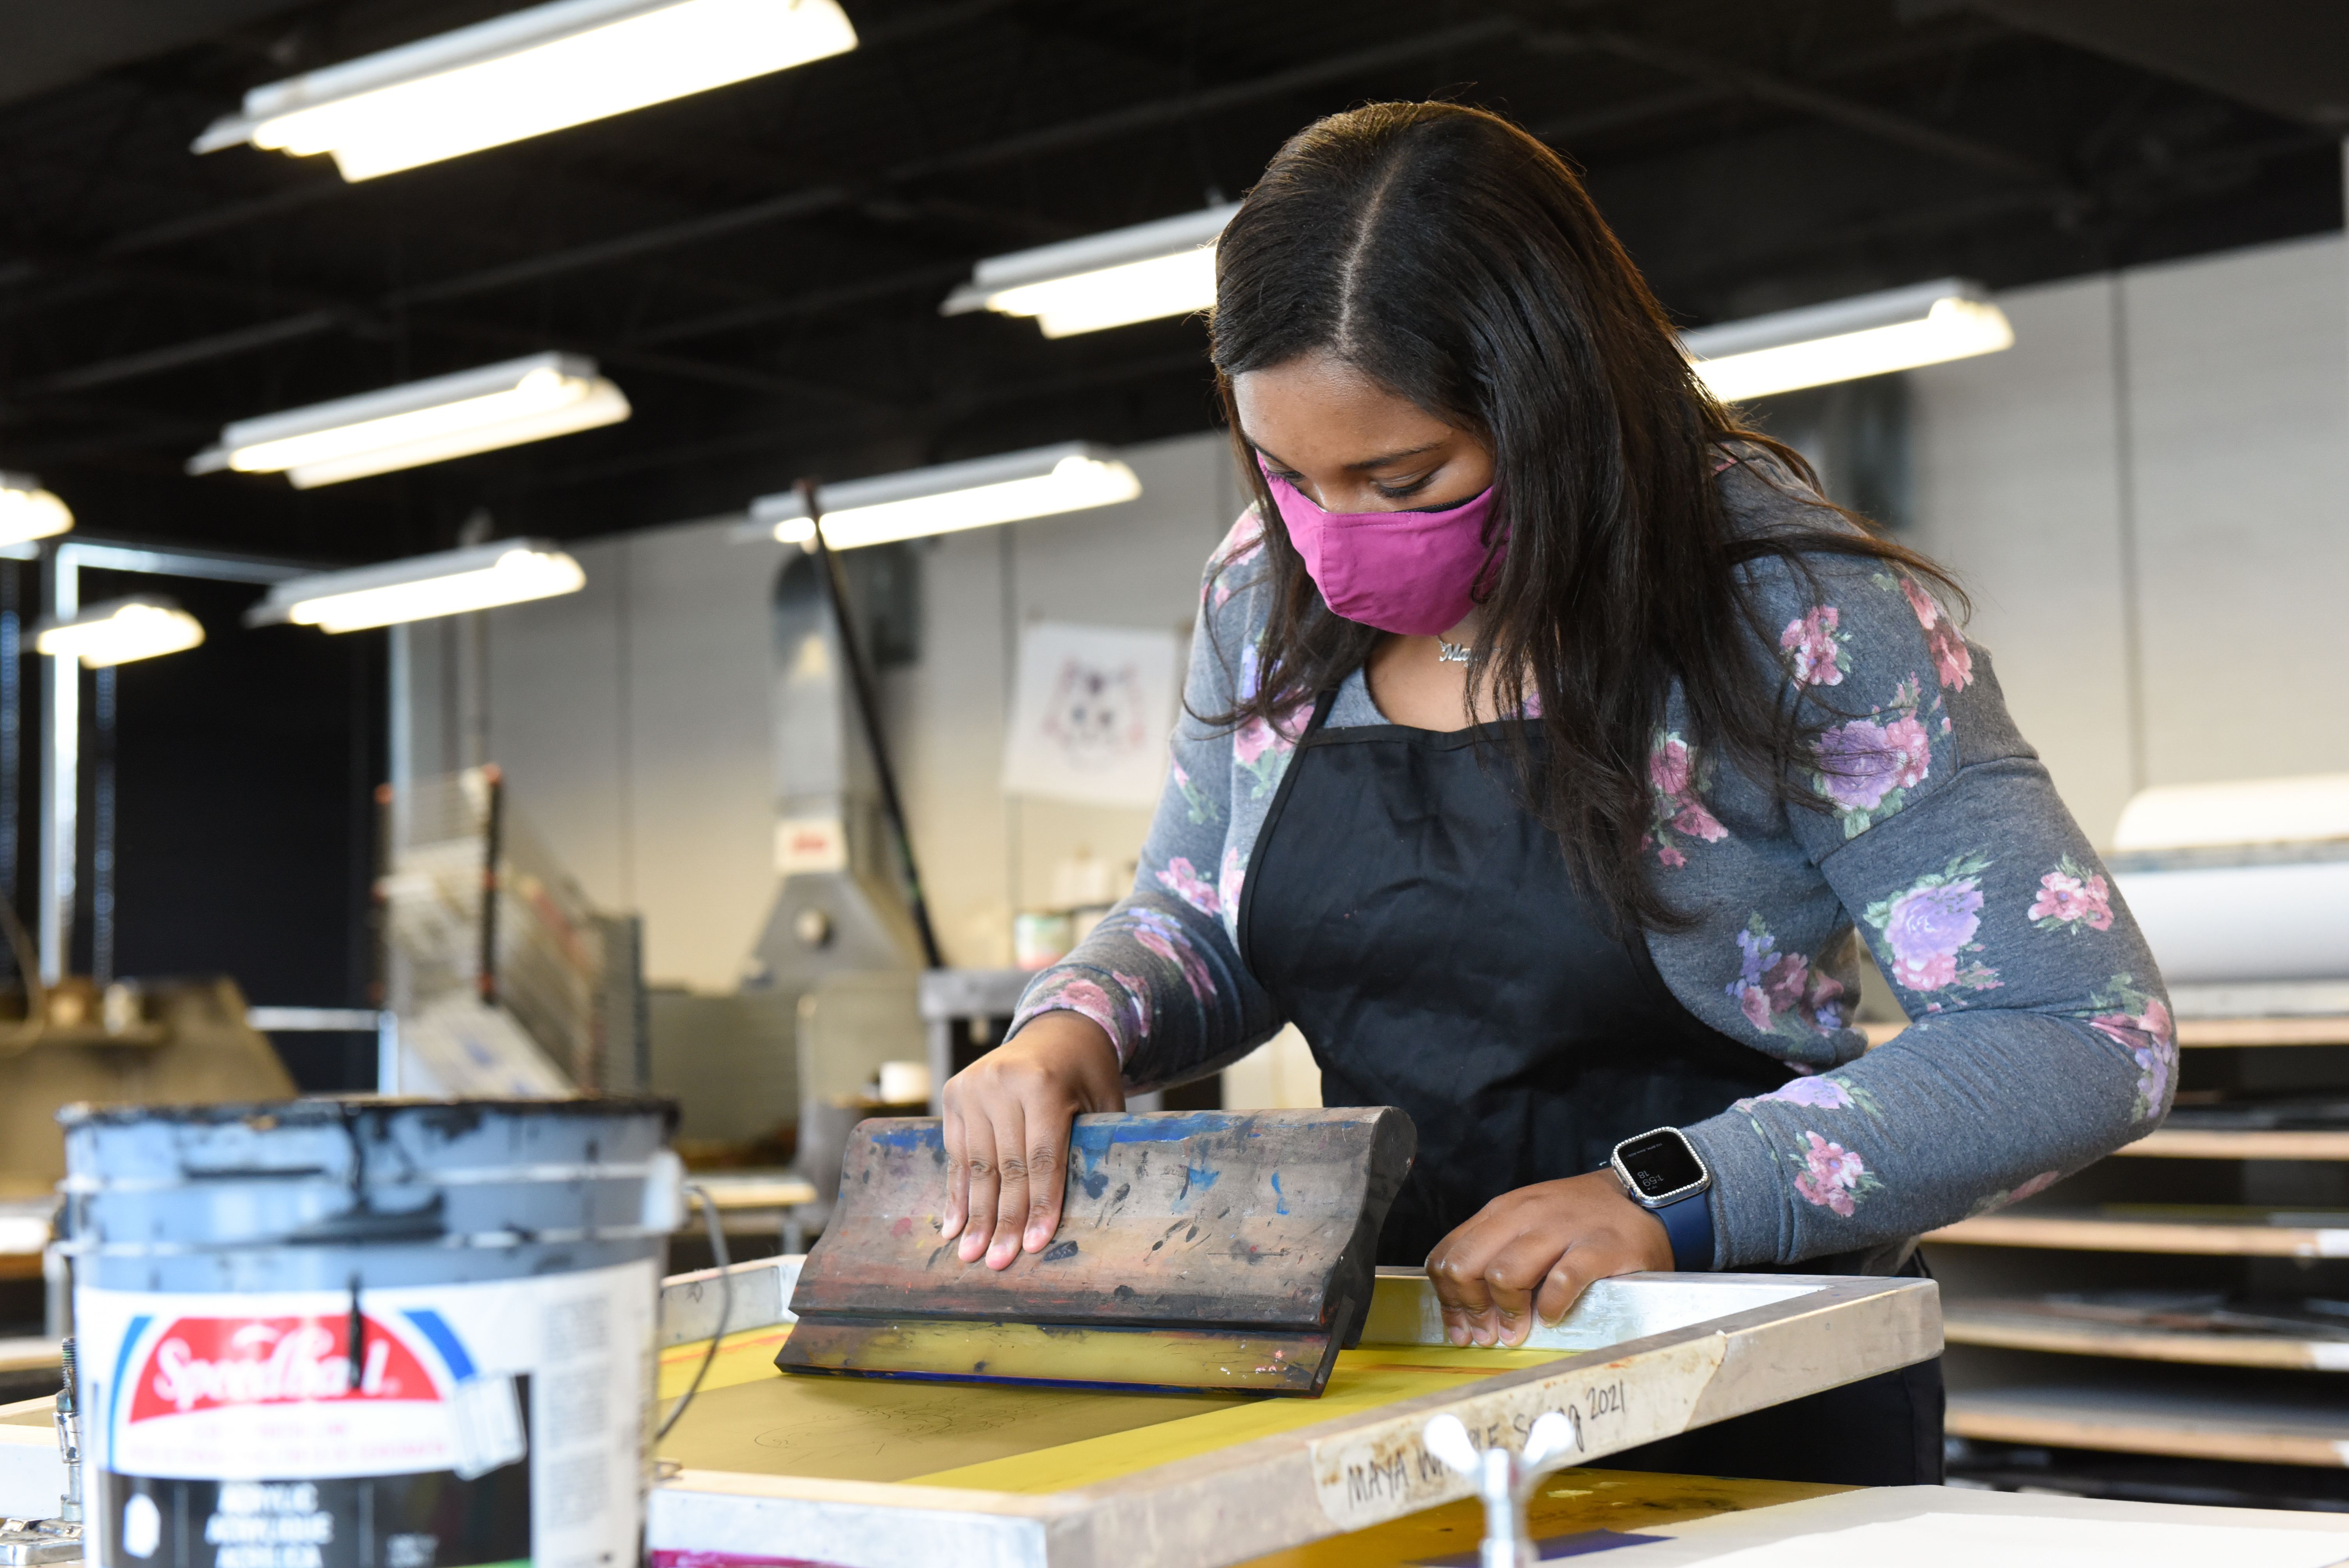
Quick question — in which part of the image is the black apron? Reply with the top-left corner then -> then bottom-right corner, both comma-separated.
1236,688 -> 1942,1487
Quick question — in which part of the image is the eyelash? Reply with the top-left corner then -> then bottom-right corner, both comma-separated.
1266,466 -> 1435,501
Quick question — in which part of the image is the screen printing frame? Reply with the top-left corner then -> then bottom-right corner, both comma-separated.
649,1256 -> 1941,1568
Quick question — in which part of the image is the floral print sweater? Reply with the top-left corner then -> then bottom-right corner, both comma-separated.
1011,449 -> 2174,1270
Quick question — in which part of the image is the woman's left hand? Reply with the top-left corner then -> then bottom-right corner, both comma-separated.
1424,1171 -> 1674,1347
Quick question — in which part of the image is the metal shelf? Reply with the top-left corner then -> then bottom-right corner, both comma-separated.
1931,1210 -> 2349,1258
1947,1386 -> 2349,1468
2117,1128 -> 2349,1160
1944,1303 -> 2349,1373
2176,1016 -> 2349,1049
1932,1008 -> 2349,1488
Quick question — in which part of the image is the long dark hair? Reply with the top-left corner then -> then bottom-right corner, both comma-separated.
1208,101 -> 1964,934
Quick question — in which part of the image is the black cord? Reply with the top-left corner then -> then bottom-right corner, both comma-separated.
654,1183 -> 731,1442
797,478 -> 945,968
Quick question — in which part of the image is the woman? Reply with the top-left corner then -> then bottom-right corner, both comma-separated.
939,103 -> 2172,1485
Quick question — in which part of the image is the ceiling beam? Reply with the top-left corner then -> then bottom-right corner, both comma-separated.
10,230 -> 905,409
11,18 -> 1516,397
1557,28 -> 2071,191
0,0 -> 1037,295
627,259 -> 972,347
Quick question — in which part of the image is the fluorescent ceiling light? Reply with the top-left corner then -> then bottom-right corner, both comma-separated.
188,353 -> 629,488
1683,278 -> 2014,402
193,0 -> 857,181
247,540 -> 588,633
0,472 -> 73,546
943,205 -> 1237,338
36,597 -> 206,667
753,444 -> 1143,549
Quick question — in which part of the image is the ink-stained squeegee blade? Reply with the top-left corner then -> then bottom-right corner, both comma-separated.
774,1107 -> 1416,1396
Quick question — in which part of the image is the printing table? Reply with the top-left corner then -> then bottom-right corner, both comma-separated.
645,1256 -> 1941,1568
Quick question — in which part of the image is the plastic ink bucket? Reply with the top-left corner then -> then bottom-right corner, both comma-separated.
59,1098 -> 682,1568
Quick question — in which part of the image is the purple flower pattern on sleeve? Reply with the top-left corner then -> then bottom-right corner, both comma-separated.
1878,572 -> 1974,692
1739,1072 -> 1880,1117
1030,979 -> 1125,1052
1231,657 -> 1315,802
1112,906 -> 1218,1005
1779,604 -> 1850,688
1965,1168 -> 2061,1218
2028,855 -> 2114,935
1793,1131 -> 1881,1217
1109,974 -> 1151,1043
1862,853 -> 2002,1003
1724,915 -> 1847,1039
1645,731 -> 1730,868
1170,760 -> 1223,826
2086,974 -> 2176,1122
1205,515 -> 1264,610
1811,675 -> 1935,835
1153,856 -> 1219,918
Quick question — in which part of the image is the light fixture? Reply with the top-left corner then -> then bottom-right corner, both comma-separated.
35,597 -> 206,667
1683,279 -> 2014,402
942,205 -> 1237,338
246,540 -> 587,633
192,0 -> 858,182
188,353 -> 629,488
752,444 -> 1143,550
0,472 -> 73,546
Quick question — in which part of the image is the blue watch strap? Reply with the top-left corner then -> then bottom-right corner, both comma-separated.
1655,1189 -> 1715,1272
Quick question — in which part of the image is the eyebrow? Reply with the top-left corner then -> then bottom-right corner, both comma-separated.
1243,437 -> 1447,472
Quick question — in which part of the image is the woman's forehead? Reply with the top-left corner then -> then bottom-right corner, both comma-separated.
1233,353 -> 1456,465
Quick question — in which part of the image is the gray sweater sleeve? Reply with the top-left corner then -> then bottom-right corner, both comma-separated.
1006,512 -> 1295,1087
1676,545 -> 2174,1267
1012,477 -> 2174,1268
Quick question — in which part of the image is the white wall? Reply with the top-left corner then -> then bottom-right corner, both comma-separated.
410,433 -> 1240,991
1908,231 -> 2349,845
408,229 -> 2349,990
406,518 -> 793,991
894,435 -> 1243,971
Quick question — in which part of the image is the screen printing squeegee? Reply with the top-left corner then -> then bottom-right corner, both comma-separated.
775,1107 -> 1415,1397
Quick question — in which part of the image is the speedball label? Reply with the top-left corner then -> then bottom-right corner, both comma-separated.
78,1261 -> 654,1568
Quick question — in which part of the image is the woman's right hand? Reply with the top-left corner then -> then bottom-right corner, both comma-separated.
940,1012 -> 1126,1269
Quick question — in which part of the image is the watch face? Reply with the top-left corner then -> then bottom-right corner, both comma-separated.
1618,1129 -> 1705,1199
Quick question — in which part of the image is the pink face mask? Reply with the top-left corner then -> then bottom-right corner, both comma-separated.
1258,460 -> 1501,637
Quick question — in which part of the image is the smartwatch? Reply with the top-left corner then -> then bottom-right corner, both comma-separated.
1608,1126 -> 1715,1273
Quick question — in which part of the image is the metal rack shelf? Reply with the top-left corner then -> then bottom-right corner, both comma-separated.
2118,1128 -> 2349,1160
1931,1208 -> 2349,1258
2176,1016 -> 2349,1049
1944,1302 -> 2349,1373
1930,1006 -> 2349,1504
1947,1386 -> 2349,1469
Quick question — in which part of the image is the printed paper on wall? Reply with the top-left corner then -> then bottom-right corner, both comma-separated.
1001,621 -> 1180,807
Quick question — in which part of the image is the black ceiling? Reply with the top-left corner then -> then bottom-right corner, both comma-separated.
0,0 -> 2337,564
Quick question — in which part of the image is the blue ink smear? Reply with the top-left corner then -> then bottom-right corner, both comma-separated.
1080,1170 -> 1110,1199
1069,1112 -> 1243,1153
1271,1172 -> 1289,1215
868,1124 -> 941,1151
1185,1164 -> 1221,1192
